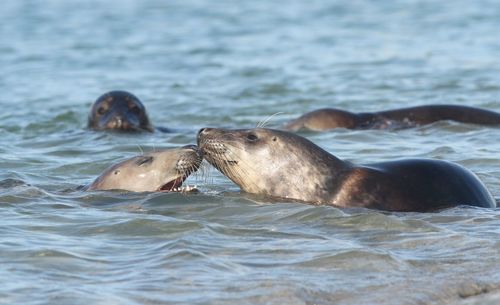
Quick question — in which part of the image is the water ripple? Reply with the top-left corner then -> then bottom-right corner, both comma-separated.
1,0 -> 500,304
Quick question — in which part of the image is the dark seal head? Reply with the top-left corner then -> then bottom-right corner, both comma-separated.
198,127 -> 496,212
87,145 -> 202,192
88,91 -> 153,132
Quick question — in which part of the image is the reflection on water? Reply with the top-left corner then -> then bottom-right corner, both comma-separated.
1,0 -> 499,304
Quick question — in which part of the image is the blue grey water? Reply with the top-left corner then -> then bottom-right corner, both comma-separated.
1,0 -> 499,304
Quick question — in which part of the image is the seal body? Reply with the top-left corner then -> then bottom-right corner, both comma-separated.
197,127 -> 495,212
87,145 -> 202,192
283,105 -> 500,131
88,91 -> 154,132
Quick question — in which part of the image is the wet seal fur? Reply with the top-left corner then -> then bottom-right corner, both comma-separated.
283,105 -> 500,131
88,91 -> 168,132
87,145 -> 202,192
197,127 -> 496,212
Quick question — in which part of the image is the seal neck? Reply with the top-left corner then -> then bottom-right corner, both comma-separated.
355,112 -> 377,128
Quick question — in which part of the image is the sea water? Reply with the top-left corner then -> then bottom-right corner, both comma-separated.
0,1 -> 499,304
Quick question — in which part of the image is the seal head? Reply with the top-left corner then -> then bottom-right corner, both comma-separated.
198,127 -> 348,204
283,108 -> 365,131
88,91 -> 153,132
88,145 -> 202,192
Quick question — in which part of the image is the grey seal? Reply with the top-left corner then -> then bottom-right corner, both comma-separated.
283,105 -> 500,131
88,91 -> 156,132
197,127 -> 495,212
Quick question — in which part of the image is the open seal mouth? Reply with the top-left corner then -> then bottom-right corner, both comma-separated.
159,176 -> 197,193
157,145 -> 202,193
158,176 -> 198,193
159,176 -> 185,191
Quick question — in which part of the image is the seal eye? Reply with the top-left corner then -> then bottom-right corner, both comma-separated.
130,106 -> 141,115
97,107 -> 106,115
246,133 -> 258,142
136,156 -> 153,166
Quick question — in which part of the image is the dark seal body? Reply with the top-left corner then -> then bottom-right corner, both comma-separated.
88,91 -> 154,132
283,105 -> 500,131
198,127 -> 495,212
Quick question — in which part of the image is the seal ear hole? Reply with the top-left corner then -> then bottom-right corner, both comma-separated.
272,137 -> 277,142
246,133 -> 258,142
114,170 -> 120,175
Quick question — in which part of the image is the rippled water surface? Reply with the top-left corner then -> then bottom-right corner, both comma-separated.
1,1 -> 500,304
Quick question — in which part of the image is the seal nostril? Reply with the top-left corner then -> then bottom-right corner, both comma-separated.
116,118 -> 123,128
198,128 -> 212,137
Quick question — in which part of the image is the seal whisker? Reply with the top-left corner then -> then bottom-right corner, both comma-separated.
212,146 -> 261,192
200,136 -> 263,192
137,145 -> 145,155
192,161 -> 205,183
199,160 -> 217,186
257,112 -> 284,128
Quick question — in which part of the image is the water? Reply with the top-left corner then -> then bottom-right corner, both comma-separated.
1,0 -> 499,304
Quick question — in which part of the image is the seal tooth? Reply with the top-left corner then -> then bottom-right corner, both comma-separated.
179,185 -> 197,193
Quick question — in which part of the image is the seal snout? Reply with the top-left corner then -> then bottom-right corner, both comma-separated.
177,145 -> 203,171
197,128 -> 213,143
107,115 -> 125,129
197,127 -> 235,156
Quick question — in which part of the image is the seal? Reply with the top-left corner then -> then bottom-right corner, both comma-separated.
87,145 -> 202,192
283,105 -> 500,131
197,127 -> 496,212
88,90 -> 154,132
